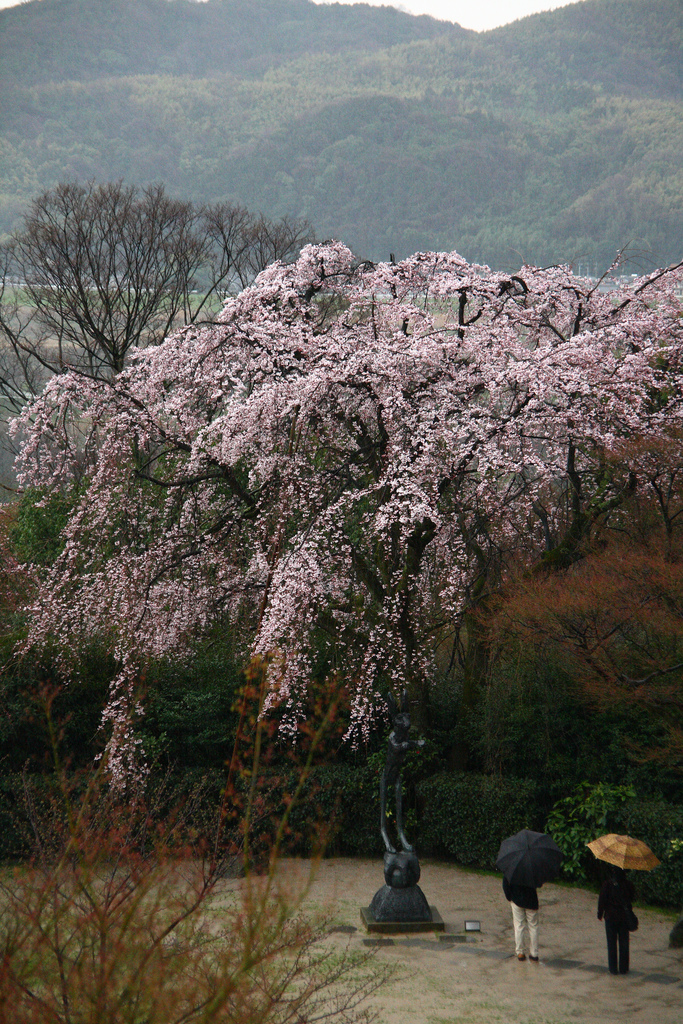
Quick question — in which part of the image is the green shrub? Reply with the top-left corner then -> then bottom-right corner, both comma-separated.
546,782 -> 636,882
416,770 -> 541,867
0,764 -> 379,865
277,766 -> 543,866
9,488 -> 73,565
544,784 -> 683,906
140,764 -> 380,861
0,771 -> 94,862
611,799 -> 683,908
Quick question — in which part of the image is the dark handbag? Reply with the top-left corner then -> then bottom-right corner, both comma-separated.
625,907 -> 639,932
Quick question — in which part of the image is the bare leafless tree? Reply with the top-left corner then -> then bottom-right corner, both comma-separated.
0,181 -> 314,406
0,181 -> 313,492
237,211 -> 316,289
193,203 -> 314,313
3,182 -> 209,380
0,242 -> 46,413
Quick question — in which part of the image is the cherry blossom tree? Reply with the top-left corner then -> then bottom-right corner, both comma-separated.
11,242 -> 683,777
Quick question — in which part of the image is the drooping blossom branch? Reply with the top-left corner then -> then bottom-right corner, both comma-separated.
11,242 -> 683,776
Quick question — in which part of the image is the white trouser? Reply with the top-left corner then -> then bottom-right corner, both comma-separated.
511,902 -> 539,957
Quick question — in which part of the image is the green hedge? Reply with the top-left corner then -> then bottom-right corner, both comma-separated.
0,765 -> 380,864
0,774 -> 31,861
285,764 -> 380,857
208,764 -> 381,860
0,766 -> 540,867
0,772 -> 96,862
2,765 -> 679,911
416,770 -> 541,867
611,799 -> 683,908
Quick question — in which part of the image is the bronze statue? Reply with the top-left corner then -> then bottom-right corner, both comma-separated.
362,688 -> 437,927
380,689 -> 424,854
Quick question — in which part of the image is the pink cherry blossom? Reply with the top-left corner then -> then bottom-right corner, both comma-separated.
11,243 -> 683,779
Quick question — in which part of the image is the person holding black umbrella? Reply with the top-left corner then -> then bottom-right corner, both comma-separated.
503,876 -> 539,961
496,829 -> 563,963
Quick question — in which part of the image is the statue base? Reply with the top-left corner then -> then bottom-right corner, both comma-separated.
360,902 -> 445,934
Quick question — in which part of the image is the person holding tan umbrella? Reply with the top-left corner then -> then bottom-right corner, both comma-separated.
588,834 -> 660,976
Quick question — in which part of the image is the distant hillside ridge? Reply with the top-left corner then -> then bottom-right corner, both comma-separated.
0,0 -> 681,269
0,0 -> 463,87
2,0 -> 678,99
489,0 -> 682,100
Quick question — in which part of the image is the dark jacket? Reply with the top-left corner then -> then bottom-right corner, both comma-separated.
503,877 -> 539,910
598,876 -> 635,926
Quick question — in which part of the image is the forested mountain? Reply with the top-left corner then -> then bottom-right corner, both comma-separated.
0,0 -> 681,267
0,0 -> 460,86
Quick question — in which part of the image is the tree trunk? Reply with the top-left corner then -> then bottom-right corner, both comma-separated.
450,604 -> 490,769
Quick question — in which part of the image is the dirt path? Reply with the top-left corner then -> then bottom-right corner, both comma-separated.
279,857 -> 683,1024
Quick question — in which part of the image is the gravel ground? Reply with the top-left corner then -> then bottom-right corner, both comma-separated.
274,856 -> 683,1024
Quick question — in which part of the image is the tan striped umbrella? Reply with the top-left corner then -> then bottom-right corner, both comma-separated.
587,834 -> 660,871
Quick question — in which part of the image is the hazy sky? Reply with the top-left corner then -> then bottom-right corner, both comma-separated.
0,0 -> 584,33
314,1 -> 582,33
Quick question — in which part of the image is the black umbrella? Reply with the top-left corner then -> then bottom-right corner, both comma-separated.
495,829 -> 563,888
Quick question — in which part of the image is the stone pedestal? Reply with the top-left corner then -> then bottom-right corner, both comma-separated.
360,902 -> 444,934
